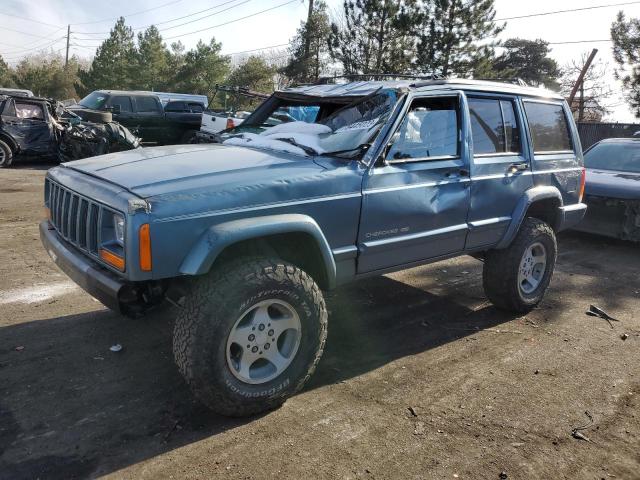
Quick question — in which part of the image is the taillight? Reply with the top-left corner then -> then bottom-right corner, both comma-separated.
578,167 -> 586,202
226,118 -> 235,129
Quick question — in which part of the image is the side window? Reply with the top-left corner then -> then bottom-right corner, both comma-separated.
468,97 -> 521,155
15,102 -> 44,120
387,96 -> 459,161
3,100 -> 17,117
136,96 -> 160,113
110,96 -> 133,112
189,103 -> 204,113
524,101 -> 573,153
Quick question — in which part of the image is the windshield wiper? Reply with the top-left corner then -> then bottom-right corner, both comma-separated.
276,137 -> 319,156
322,143 -> 371,160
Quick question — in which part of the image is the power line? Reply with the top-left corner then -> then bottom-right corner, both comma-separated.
548,39 -> 612,44
0,12 -> 61,28
495,1 -> 640,21
73,0 -> 248,35
73,0 -> 186,25
163,0 -> 301,41
224,43 -> 289,56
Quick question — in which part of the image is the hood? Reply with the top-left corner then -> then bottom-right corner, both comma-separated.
63,144 -> 326,199
585,168 -> 640,200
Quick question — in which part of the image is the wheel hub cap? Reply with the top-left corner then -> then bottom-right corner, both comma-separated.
226,299 -> 301,385
518,242 -> 547,295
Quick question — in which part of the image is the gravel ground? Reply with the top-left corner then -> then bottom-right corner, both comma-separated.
0,160 -> 638,480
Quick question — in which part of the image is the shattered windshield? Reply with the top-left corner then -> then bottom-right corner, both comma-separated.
78,92 -> 108,110
222,90 -> 399,158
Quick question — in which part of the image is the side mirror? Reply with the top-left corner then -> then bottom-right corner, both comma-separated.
111,104 -> 121,114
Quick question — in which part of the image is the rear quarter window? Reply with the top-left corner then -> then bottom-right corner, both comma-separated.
524,101 -> 573,153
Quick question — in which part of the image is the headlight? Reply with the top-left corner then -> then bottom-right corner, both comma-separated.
113,214 -> 125,245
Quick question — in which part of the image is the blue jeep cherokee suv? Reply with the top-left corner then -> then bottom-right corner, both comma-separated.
40,79 -> 587,416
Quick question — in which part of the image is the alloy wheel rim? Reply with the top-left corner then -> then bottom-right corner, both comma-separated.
226,299 -> 301,385
518,241 -> 547,295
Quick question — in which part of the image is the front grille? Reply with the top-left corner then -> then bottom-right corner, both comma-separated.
46,179 -> 109,257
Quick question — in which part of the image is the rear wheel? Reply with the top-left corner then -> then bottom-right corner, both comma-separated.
483,217 -> 557,312
0,140 -> 13,168
173,257 -> 327,417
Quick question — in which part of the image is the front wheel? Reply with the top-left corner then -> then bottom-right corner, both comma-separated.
483,217 -> 557,312
173,257 -> 327,417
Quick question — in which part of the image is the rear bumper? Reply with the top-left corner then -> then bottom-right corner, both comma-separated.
558,203 -> 587,231
39,221 -> 125,311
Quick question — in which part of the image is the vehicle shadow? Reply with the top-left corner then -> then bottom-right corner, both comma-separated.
7,156 -> 56,171
0,266 -> 517,479
2,235 -> 637,479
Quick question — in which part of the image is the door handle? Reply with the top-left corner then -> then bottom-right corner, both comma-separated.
509,162 -> 529,173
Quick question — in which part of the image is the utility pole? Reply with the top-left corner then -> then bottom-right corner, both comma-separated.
568,48 -> 597,108
303,0 -> 314,59
65,24 -> 70,68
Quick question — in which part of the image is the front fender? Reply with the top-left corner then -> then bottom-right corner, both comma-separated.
496,186 -> 563,249
179,214 -> 337,286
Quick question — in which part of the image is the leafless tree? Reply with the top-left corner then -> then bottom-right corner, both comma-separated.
560,52 -> 615,122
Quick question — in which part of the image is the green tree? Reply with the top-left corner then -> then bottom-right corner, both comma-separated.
328,0 -> 419,75
173,38 -> 230,97
0,55 -> 13,87
611,11 -> 640,116
416,0 -> 504,77
136,26 -> 170,91
490,38 -> 560,88
78,17 -> 137,94
282,0 -> 331,83
227,56 -> 275,109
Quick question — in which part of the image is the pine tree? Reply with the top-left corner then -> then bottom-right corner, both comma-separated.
77,17 -> 137,94
611,11 -> 640,117
0,55 -> 13,87
136,26 -> 170,91
328,0 -> 419,76
172,38 -> 230,97
228,56 -> 276,109
490,38 -> 560,88
416,0 -> 503,77
281,0 -> 331,83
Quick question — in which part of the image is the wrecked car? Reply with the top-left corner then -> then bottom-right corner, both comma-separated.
40,79 -> 586,417
71,90 -> 203,145
0,94 -> 139,167
574,138 -> 640,242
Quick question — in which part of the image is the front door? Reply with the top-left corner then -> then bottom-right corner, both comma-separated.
2,99 -> 54,155
465,95 -> 533,249
357,93 -> 471,273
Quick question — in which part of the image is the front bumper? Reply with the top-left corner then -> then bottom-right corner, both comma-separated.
558,203 -> 587,231
40,221 -> 125,311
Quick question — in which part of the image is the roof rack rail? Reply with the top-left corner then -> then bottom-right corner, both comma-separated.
473,77 -> 530,87
314,73 -> 445,84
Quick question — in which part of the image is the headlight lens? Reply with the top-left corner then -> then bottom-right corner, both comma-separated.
113,214 -> 125,245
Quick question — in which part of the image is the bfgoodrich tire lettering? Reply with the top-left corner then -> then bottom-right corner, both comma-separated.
482,217 -> 557,312
173,257 -> 327,417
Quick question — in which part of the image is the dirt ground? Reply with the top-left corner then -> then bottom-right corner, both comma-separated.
0,159 -> 639,480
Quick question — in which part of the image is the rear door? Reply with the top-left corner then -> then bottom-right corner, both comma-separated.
357,92 -> 471,273
1,99 -> 54,155
465,94 -> 533,249
132,96 -> 165,143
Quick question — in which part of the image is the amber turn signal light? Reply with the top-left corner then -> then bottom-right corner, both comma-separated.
139,223 -> 152,271
99,248 -> 125,271
578,167 -> 586,203
44,206 -> 51,221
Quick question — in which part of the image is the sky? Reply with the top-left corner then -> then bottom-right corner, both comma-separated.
1,0 -> 640,121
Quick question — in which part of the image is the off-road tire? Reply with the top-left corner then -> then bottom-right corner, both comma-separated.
74,109 -> 113,124
173,257 -> 328,417
483,217 -> 557,312
0,140 -> 13,168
